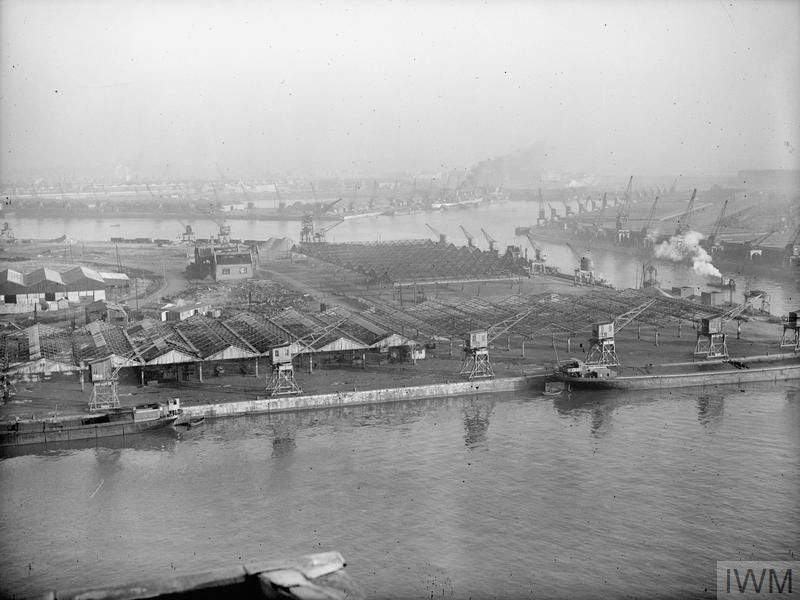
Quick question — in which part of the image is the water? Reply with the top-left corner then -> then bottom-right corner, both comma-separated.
2,383 -> 798,599
5,202 -> 797,313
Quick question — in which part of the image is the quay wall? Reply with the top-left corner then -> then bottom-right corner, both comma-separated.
181,375 -> 544,419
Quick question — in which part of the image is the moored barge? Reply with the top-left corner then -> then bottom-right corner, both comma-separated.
0,399 -> 181,447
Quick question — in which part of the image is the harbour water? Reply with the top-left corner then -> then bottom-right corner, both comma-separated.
1,382 -> 798,599
4,202 -> 797,314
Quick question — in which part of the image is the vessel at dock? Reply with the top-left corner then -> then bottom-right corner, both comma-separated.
553,354 -> 800,390
0,399 -> 182,447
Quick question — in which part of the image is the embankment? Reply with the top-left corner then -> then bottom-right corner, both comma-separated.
181,374 -> 545,419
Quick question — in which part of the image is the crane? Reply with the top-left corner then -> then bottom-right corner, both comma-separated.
674,188 -> 697,236
537,189 -> 547,224
313,219 -> 344,243
640,196 -> 659,238
240,181 -> 253,208
480,228 -> 497,253
459,225 -> 475,248
524,232 -> 547,273
746,230 -> 777,248
301,197 -> 342,242
616,175 -> 633,233
426,223 -> 447,245
786,225 -> 800,266
669,177 -> 678,194
707,198 -> 729,249
177,220 -> 195,242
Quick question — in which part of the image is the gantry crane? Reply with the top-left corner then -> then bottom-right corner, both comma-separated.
640,196 -> 659,239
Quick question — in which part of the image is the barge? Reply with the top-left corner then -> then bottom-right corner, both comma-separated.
0,399 -> 181,447
553,355 -> 800,390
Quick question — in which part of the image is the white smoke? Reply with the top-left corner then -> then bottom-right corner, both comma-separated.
654,230 -> 722,278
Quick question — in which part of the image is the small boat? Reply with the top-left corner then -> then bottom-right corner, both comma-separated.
176,416 -> 205,428
543,381 -> 565,395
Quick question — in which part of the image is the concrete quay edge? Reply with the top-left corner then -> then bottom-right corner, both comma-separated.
181,374 -> 548,419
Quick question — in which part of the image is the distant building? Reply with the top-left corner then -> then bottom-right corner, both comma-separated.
24,268 -> 67,304
85,299 -> 129,326
62,266 -> 107,302
213,251 -> 253,281
737,169 -> 800,191
0,268 -> 27,305
161,302 -> 212,322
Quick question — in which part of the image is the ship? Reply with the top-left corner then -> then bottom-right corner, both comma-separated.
518,223 -> 800,282
0,399 -> 182,447
553,354 -> 800,390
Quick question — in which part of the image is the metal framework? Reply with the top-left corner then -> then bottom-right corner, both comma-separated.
265,363 -> 302,396
460,348 -> 494,380
694,332 -> 728,359
88,365 -> 122,411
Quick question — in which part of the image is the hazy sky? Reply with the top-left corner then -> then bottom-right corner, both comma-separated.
1,0 -> 798,181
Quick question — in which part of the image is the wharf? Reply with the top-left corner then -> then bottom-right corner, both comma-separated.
180,373 -> 544,419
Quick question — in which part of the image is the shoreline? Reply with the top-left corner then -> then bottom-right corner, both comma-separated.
181,373 -> 544,419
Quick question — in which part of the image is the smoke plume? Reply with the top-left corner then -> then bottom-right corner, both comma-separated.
654,230 -> 722,278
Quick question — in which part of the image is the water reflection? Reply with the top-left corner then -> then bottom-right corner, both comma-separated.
0,427 -> 179,460
271,421 -> 297,460
463,398 -> 494,449
696,393 -> 725,431
552,392 -> 614,437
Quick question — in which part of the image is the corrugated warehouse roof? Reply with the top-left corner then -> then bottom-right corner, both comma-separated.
173,314 -> 258,360
23,268 -> 66,294
0,324 -> 78,374
62,266 -> 106,291
223,312 -> 295,352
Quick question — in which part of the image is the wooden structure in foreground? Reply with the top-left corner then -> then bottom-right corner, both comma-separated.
42,552 -> 363,600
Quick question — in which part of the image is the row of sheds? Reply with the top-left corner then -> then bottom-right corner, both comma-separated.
1,307 -> 419,378
0,266 -> 129,304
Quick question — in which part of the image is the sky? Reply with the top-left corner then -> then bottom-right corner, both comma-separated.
1,0 -> 798,182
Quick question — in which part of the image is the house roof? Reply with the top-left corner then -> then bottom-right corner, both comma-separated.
214,252 -> 252,266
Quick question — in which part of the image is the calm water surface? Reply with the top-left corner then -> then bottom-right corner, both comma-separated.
1,383 -> 798,599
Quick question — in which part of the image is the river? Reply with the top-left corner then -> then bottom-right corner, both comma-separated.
4,201 -> 797,314
1,382 -> 798,599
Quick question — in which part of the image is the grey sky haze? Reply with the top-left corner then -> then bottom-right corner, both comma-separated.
1,0 -> 798,181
